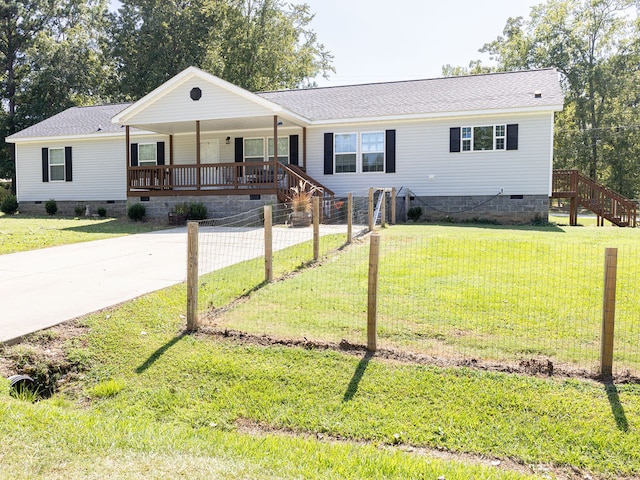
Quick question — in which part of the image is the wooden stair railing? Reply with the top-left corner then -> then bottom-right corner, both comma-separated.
552,169 -> 637,227
276,164 -> 334,204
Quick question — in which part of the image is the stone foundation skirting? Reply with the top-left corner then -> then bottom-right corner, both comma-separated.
401,194 -> 549,225
128,194 -> 279,220
17,200 -> 127,217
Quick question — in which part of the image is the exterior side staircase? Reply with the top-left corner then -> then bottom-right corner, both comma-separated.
552,170 -> 637,227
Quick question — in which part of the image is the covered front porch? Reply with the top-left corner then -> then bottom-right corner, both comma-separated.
113,67 -> 332,204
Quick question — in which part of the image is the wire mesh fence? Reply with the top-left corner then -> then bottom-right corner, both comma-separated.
193,199 -> 640,379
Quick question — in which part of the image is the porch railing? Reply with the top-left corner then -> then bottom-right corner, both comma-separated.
128,162 -> 334,202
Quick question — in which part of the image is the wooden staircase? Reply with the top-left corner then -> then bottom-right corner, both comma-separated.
552,170 -> 637,227
275,163 -> 334,204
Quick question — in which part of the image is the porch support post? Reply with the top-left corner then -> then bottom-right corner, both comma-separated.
196,120 -> 201,190
125,125 -> 130,195
303,127 -> 307,170
273,115 -> 278,190
169,135 -> 174,165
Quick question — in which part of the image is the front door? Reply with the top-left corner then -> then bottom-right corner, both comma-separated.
200,140 -> 220,186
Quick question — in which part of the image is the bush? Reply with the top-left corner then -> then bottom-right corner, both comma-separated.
97,207 -> 107,217
45,199 -> 57,216
127,203 -> 146,221
1,194 -> 18,215
187,202 -> 208,220
74,205 -> 85,217
407,206 -> 422,222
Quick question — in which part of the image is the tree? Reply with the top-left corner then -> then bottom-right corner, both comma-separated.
0,0 -> 113,190
111,0 -> 334,98
477,0 -> 640,193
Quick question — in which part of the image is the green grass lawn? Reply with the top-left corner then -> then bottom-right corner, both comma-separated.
2,218 -> 640,478
2,285 -> 640,478
209,222 -> 640,375
0,214 -> 166,254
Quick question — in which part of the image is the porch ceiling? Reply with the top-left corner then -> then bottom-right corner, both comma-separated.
131,115 -> 302,135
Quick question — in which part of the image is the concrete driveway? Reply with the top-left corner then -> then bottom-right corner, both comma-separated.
0,224 -> 352,343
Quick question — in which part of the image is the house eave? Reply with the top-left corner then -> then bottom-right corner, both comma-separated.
306,104 -> 565,126
6,130 -> 160,144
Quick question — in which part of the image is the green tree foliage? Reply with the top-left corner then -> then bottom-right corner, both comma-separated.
472,0 -> 640,196
111,0 -> 334,98
0,0 -> 112,190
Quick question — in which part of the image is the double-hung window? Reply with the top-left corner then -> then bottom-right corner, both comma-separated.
138,143 -> 157,166
268,137 -> 289,164
335,134 -> 357,173
361,132 -> 385,172
460,125 -> 507,152
49,148 -> 65,181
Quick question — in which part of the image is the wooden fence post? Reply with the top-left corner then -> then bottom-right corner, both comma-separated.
367,233 -> 380,352
313,196 -> 320,262
381,190 -> 386,228
347,193 -> 353,244
186,221 -> 199,331
601,247 -> 618,378
368,187 -> 374,232
264,205 -> 273,282
391,187 -> 396,225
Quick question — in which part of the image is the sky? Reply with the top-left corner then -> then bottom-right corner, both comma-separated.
110,0 -> 542,87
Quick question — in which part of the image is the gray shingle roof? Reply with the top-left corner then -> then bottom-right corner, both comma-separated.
8,69 -> 562,140
258,69 -> 563,121
8,103 -> 132,140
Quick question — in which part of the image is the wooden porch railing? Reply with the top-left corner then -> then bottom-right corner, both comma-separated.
552,169 -> 637,227
128,162 -> 334,203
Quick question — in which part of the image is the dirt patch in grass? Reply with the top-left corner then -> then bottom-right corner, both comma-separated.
197,325 -> 640,385
0,320 -> 90,397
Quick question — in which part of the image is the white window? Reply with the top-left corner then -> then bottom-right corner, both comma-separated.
268,137 -> 289,164
460,125 -> 506,152
361,132 -> 385,173
335,133 -> 357,173
138,143 -> 157,166
49,148 -> 65,181
244,138 -> 264,163
495,125 -> 506,150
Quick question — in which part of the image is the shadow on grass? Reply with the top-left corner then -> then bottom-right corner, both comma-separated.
61,218 -> 164,235
605,383 -> 629,432
136,333 -> 187,374
400,221 -> 566,233
343,351 -> 374,402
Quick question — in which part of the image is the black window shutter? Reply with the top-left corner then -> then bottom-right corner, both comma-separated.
234,137 -> 243,162
131,143 -> 139,166
64,147 -> 72,182
385,130 -> 396,173
289,135 -> 299,166
234,137 -> 244,178
450,127 -> 461,153
42,148 -> 49,182
324,133 -> 333,175
157,142 -> 165,165
507,124 -> 519,150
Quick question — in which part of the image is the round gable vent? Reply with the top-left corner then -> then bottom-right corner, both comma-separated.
190,87 -> 202,101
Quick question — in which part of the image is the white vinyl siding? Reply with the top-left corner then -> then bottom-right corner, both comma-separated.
129,77 -> 275,124
306,112 -> 555,197
15,138 -> 127,202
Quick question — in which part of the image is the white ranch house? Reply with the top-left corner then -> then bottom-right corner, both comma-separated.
7,67 -> 564,223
